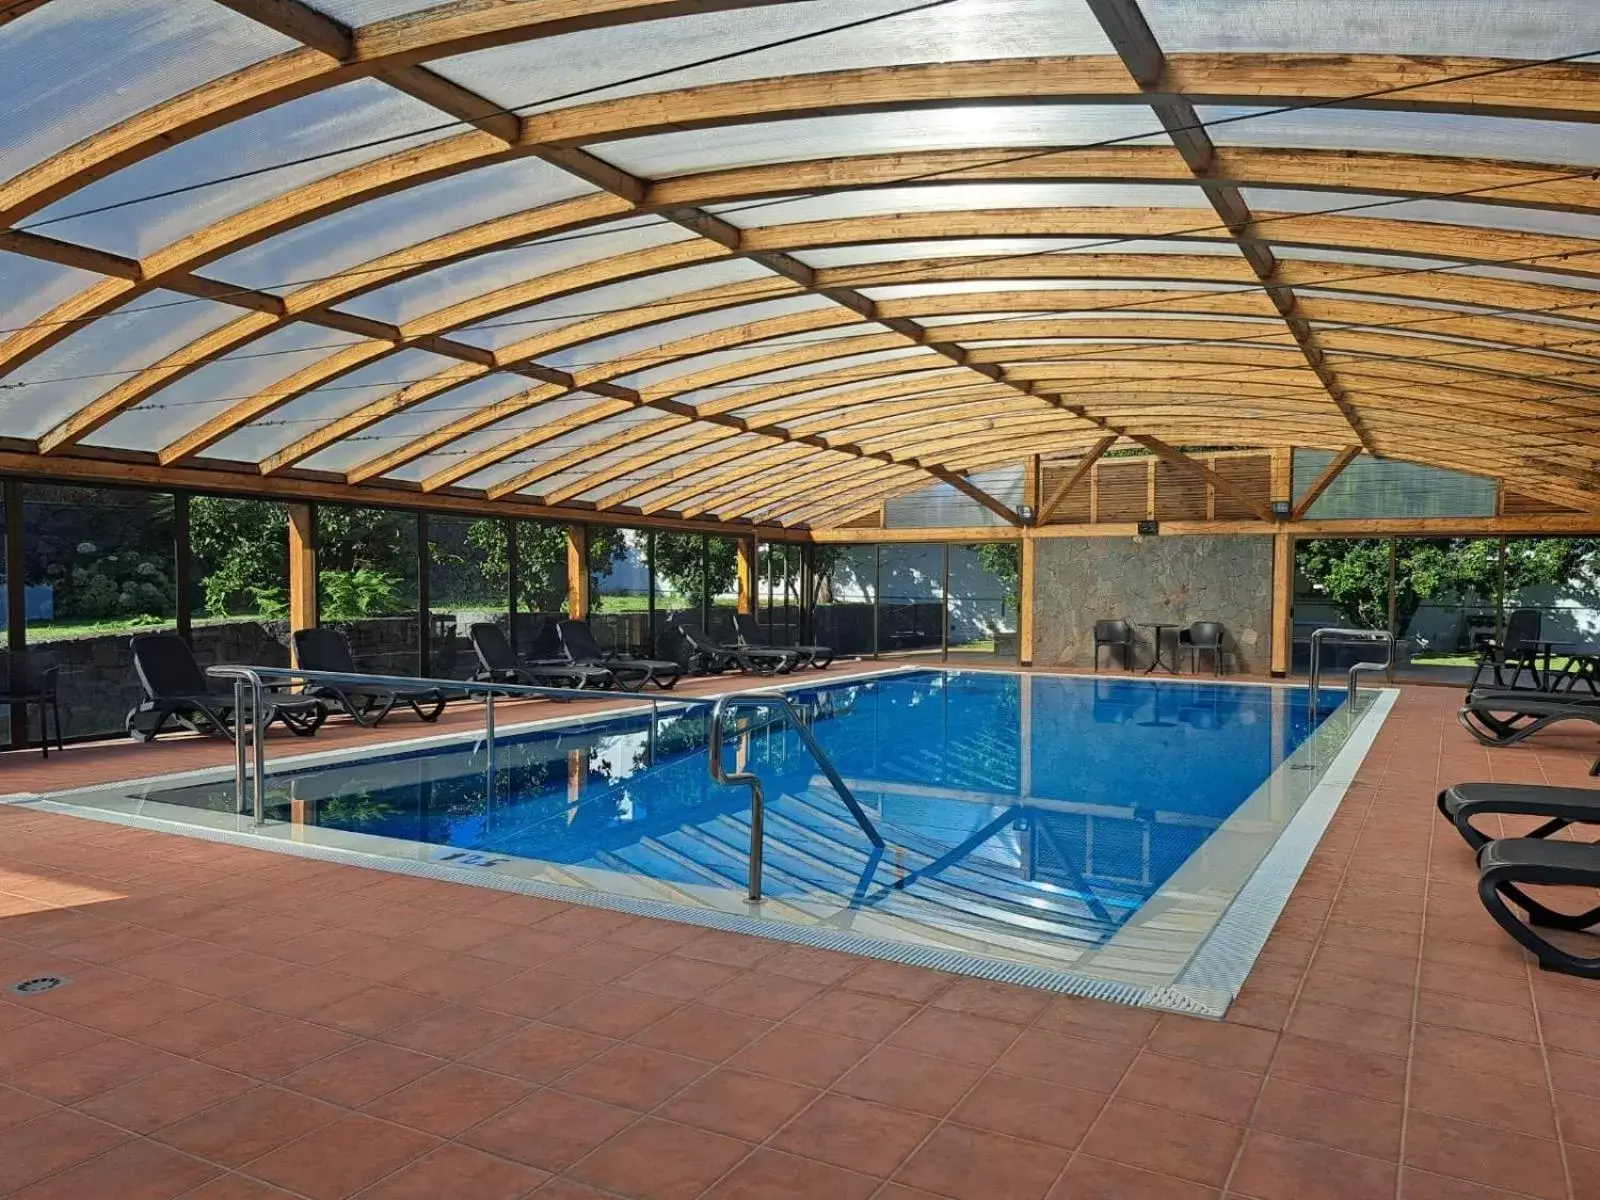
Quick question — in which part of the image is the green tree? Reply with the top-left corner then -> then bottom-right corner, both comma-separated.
650,533 -> 737,610
189,497 -> 288,618
975,542 -> 1020,611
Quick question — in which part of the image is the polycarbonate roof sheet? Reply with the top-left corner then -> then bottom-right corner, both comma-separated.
456,408 -> 691,492
792,237 -> 1245,270
0,251 -> 110,337
373,394 -> 614,485
205,348 -> 460,463
600,105 -> 1175,177
433,0 -> 1115,118
206,158 -> 600,296
84,323 -> 369,452
690,345 -> 939,398
341,218 -> 698,328
0,290 -> 240,439
1244,188 -> 1600,242
0,0 -> 297,188
610,325 -> 879,392
301,0 -> 437,20
1140,0 -> 1598,58
25,79 -> 459,259
726,368 -> 977,421
710,183 -> 1213,229
861,278 -> 1258,300
1203,106 -> 1600,168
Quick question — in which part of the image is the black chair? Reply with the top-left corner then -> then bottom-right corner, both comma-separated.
556,619 -> 682,691
126,633 -> 325,743
1179,621 -> 1228,675
291,627 -> 446,726
1092,620 -> 1133,672
675,620 -> 798,675
467,622 -> 612,691
732,611 -> 834,669
0,649 -> 63,758
1468,608 -> 1542,691
1478,838 -> 1600,978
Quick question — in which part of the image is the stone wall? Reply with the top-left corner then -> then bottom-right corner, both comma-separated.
1032,535 -> 1276,673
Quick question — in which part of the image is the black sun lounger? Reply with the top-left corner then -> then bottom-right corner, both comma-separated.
1478,837 -> 1600,978
291,627 -> 446,726
555,619 -> 682,692
467,623 -> 612,692
1438,782 -> 1600,850
675,620 -> 798,675
731,611 -> 833,669
126,633 -> 325,742
1458,692 -> 1600,748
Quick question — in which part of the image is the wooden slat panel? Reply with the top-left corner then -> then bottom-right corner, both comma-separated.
1039,464 -> 1091,524
1095,460 -> 1149,523
1503,490 -> 1580,516
1211,454 -> 1273,520
1156,460 -> 1207,522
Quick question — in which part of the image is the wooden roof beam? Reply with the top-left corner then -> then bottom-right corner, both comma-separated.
1290,444 -> 1362,519
1037,435 -> 1119,522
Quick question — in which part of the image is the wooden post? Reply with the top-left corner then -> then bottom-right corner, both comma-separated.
1271,528 -> 1293,678
1146,458 -> 1157,520
1270,446 -> 1293,510
5,479 -> 24,750
736,535 -> 757,615
1024,454 -> 1040,519
287,503 -> 317,653
1019,531 -> 1036,668
566,524 -> 589,619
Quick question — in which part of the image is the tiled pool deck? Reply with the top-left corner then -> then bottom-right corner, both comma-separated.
1,679 -> 1598,1198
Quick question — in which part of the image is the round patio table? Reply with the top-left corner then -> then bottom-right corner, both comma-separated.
1141,623 -> 1182,676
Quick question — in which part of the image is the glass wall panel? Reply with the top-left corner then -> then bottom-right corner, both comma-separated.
1290,538 -> 1389,675
428,516 -> 508,678
877,543 -> 944,656
813,545 -> 876,658
188,497 -> 291,674
22,485 -> 177,737
651,532 -> 707,663
948,543 -> 1019,663
1502,538 -> 1600,672
511,520 -> 569,658
756,542 -> 801,647
1393,537 -> 1500,683
316,505 -> 420,675
706,537 -> 742,643
588,526 -> 648,655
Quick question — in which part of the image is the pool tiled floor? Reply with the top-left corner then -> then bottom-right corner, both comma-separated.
1,682 -> 1598,1198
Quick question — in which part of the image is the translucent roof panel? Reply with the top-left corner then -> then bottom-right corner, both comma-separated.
1141,0 -> 1598,58
601,106 -> 1174,177
793,237 -> 1245,270
384,395 -> 619,485
0,0 -> 297,187
205,349 -> 460,464
85,324 -> 368,452
302,0 -> 437,20
456,409 -> 683,494
711,183 -> 1211,229
612,328 -> 877,392
0,250 -> 111,337
1202,106 -> 1600,168
696,346 -> 939,396
861,278 -> 1259,300
25,79 -> 457,259
449,259 -> 779,354
341,218 -> 698,328
1243,188 -> 1600,242
205,158 -> 599,296
434,0 -> 1115,118
0,291 -> 239,439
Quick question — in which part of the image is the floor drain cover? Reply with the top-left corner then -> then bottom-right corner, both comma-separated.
9,976 -> 69,995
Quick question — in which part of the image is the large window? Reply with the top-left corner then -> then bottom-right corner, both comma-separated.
317,505 -> 420,674
877,543 -> 944,656
706,536 -> 741,643
757,542 -> 802,647
188,497 -> 290,673
814,545 -> 876,657
651,532 -> 708,661
949,542 -> 1019,663
512,519 -> 569,656
22,484 -> 177,737
428,516 -> 508,677
588,526 -> 646,655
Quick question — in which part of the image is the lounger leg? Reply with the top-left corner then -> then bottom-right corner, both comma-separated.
1479,868 -> 1600,977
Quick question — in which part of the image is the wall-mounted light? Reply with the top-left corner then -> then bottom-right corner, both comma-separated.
1271,500 -> 1292,519
1137,520 -> 1160,536
1017,504 -> 1035,524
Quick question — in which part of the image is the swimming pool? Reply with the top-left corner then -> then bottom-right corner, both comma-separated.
30,668 -> 1391,1015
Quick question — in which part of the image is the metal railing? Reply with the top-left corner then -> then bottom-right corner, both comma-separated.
205,664 -> 670,825
1308,627 -> 1395,717
707,691 -> 883,903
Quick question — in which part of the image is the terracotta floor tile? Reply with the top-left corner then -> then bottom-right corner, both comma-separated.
568,1116 -> 750,1200
1569,1144 -> 1600,1199
1416,991 -> 1541,1044
1079,1099 -> 1242,1188
887,1006 -> 1020,1067
1267,1035 -> 1406,1106
326,941 -> 446,986
930,978 -> 1050,1025
544,985 -> 682,1039
1251,1076 -> 1401,1160
787,987 -> 920,1041
559,1042 -> 708,1111
237,970 -> 370,1020
470,972 -> 596,1020
1052,1155 -> 1220,1199
1284,1000 -> 1411,1059
1402,1110 -> 1566,1200
671,931 -> 779,970
466,1021 -> 616,1084
834,1045 -> 983,1117
0,1108 -> 132,1193
362,1064 -> 532,1136
1229,1131 -> 1396,1200
617,955 -> 740,1001
1147,1016 -> 1278,1074
463,1089 -> 635,1171
155,1086 -> 343,1168
10,1034 -> 177,1103
1410,1023 -> 1549,1088
839,961 -> 950,1005
0,1082 -> 55,1132
244,1112 -> 439,1200
727,1025 -> 874,1089
353,1144 -> 546,1200
949,1070 -> 1105,1149
757,946 -> 863,987
1557,1087 -> 1600,1149
770,1093 -> 933,1177
702,1147 -> 878,1200
199,1019 -> 357,1081
378,1003 -> 528,1060
894,1121 -> 1068,1200
1033,994 -> 1159,1047
281,1040 -> 442,1107
392,953 -> 522,1001
464,928 -> 580,970
1397,1168 -> 1535,1200
700,971 -> 823,1021
658,1067 -> 815,1141
0,1013 -> 105,1073
310,984 -> 443,1037
632,1003 -> 773,1062
994,1029 -> 1137,1094
531,1181 -> 617,1200
605,918 -> 704,955
133,1000 -> 280,1057
79,1060 -> 255,1134
8,1137 -> 219,1200
1407,1058 -> 1557,1139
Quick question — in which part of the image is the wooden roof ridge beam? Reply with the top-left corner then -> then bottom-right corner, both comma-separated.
1289,443 -> 1363,520
1086,0 -> 1376,454
1037,435 -> 1119,522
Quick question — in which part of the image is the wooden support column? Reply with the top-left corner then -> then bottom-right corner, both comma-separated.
1271,528 -> 1293,678
287,503 -> 316,652
566,524 -> 589,619
737,535 -> 757,615
5,479 -> 24,750
1270,447 -> 1293,510
1019,531 -> 1037,668
1024,455 -> 1040,521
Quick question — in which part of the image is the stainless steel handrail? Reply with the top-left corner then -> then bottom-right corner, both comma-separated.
206,664 -> 670,825
1308,627 -> 1395,717
708,691 -> 884,903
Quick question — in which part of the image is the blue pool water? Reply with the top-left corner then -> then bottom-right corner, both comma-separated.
148,670 -> 1341,962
